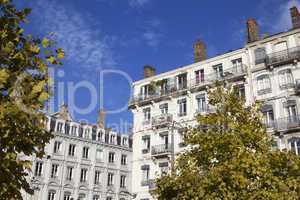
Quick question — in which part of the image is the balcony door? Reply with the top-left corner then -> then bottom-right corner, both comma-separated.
177,73 -> 187,90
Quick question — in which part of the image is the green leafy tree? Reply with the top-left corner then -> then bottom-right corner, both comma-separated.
153,84 -> 300,200
0,0 -> 64,199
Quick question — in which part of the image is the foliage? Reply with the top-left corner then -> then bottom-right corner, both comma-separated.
153,85 -> 300,200
0,0 -> 64,199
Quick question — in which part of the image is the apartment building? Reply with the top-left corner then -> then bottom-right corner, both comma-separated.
22,105 -> 132,200
129,6 -> 300,200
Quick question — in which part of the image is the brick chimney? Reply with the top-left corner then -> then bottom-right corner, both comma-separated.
290,6 -> 300,29
247,19 -> 259,43
193,40 -> 207,63
97,109 -> 105,129
144,65 -> 156,78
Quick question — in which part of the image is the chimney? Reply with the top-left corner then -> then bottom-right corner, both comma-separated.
144,65 -> 156,78
97,109 -> 105,129
247,19 -> 259,43
193,40 -> 207,63
290,6 -> 300,29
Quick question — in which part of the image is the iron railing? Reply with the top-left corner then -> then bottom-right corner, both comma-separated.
266,46 -> 300,66
151,144 -> 172,156
263,115 -> 300,131
129,65 -> 246,106
152,114 -> 173,127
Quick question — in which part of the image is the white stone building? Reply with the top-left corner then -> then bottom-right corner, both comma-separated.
22,105 -> 132,200
129,6 -> 300,200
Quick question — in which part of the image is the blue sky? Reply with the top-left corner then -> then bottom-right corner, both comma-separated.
19,0 -> 300,133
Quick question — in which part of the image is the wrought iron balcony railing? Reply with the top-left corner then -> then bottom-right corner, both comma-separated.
151,144 -> 172,156
129,65 -> 246,106
263,115 -> 300,131
266,46 -> 300,67
152,114 -> 173,127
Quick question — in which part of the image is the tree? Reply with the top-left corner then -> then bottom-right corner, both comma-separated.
153,84 -> 300,200
0,0 -> 64,198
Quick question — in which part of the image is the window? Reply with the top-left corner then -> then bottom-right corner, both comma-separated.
97,131 -> 103,141
287,104 -> 297,122
254,48 -> 266,65
106,197 -> 112,200
122,137 -> 128,146
232,58 -> 243,73
195,69 -> 204,84
94,170 -> 101,185
84,128 -> 90,139
159,162 -> 169,175
120,175 -> 126,188
51,164 -> 59,178
56,122 -> 63,133
141,165 -> 150,182
82,147 -> 89,159
121,155 -> 127,165
178,98 -> 187,117
108,152 -> 115,163
257,75 -> 271,95
53,141 -> 61,154
71,126 -> 77,136
96,149 -> 104,161
80,168 -> 88,183
78,194 -> 86,200
66,166 -> 73,181
64,192 -> 71,200
160,103 -> 168,114
143,108 -> 151,123
93,195 -> 100,200
161,133 -> 169,149
68,144 -> 75,156
107,173 -> 114,186
34,162 -> 43,176
234,84 -> 245,99
196,94 -> 206,113
279,69 -> 294,89
213,64 -> 223,79
142,136 -> 151,153
48,191 -> 56,200
261,105 -> 274,128
110,134 -> 115,144
177,73 -> 187,90
289,138 -> 300,155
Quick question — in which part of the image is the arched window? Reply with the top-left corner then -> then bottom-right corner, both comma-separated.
257,74 -> 271,95
288,138 -> 300,155
254,48 -> 266,65
279,69 -> 294,89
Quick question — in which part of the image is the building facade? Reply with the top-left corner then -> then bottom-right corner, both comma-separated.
129,6 -> 300,200
22,105 -> 132,200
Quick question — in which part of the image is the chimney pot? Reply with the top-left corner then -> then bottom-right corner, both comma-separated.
290,6 -> 300,29
144,65 -> 156,78
97,109 -> 105,129
193,40 -> 207,63
247,19 -> 259,43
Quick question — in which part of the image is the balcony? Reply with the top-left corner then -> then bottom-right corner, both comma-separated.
152,114 -> 173,128
266,46 -> 300,67
151,144 -> 172,158
129,66 -> 246,108
263,116 -> 300,132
